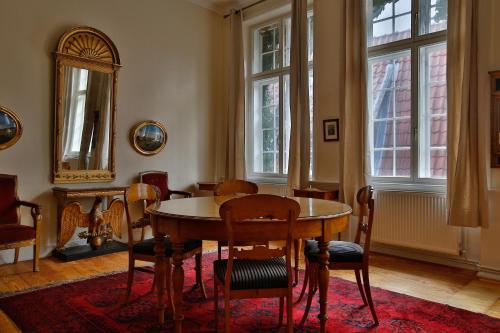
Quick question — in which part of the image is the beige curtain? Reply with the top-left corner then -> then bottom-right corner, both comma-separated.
219,9 -> 245,180
339,0 -> 368,214
447,0 -> 488,227
287,0 -> 310,192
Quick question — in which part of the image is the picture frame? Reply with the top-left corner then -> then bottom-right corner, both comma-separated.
130,120 -> 167,155
323,119 -> 339,142
0,105 -> 22,150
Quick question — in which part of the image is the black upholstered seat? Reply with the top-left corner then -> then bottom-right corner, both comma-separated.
304,240 -> 364,263
133,238 -> 202,257
214,257 -> 288,290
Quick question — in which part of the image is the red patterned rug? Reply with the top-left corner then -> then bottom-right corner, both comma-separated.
0,252 -> 499,333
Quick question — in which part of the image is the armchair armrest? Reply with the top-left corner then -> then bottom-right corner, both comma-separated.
16,200 -> 42,230
169,190 -> 193,198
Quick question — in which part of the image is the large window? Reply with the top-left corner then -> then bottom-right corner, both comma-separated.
247,12 -> 313,180
366,0 -> 447,185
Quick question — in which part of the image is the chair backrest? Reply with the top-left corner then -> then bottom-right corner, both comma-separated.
214,179 -> 258,196
219,194 -> 301,288
139,171 -> 170,201
0,174 -> 19,225
353,185 -> 375,261
124,183 -> 160,246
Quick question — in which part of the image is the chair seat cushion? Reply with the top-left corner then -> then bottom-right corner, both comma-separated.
133,238 -> 202,257
214,257 -> 288,290
0,224 -> 36,244
304,240 -> 364,263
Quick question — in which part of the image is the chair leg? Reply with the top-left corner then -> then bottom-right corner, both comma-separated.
287,288 -> 293,333
278,297 -> 284,328
293,239 -> 301,286
33,243 -> 40,272
355,269 -> 367,306
125,256 -> 135,302
195,252 -> 207,299
218,242 -> 222,260
214,279 -> 219,332
166,260 -> 174,312
14,248 -> 19,264
299,263 -> 318,327
296,259 -> 309,304
362,267 -> 379,325
224,293 -> 231,333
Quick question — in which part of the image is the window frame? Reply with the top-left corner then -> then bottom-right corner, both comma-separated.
245,10 -> 314,183
366,0 -> 447,192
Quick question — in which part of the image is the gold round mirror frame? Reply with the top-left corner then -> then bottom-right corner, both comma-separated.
0,105 -> 23,150
130,120 -> 168,156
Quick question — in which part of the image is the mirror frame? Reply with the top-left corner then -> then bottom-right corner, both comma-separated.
53,27 -> 121,183
0,105 -> 23,150
130,120 -> 168,156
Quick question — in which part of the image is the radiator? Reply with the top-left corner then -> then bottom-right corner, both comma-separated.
257,183 -> 289,196
371,190 -> 461,255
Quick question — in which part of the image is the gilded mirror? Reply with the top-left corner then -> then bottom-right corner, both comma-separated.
0,105 -> 22,150
53,27 -> 121,183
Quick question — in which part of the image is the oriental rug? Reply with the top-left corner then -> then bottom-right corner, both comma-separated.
0,252 -> 499,332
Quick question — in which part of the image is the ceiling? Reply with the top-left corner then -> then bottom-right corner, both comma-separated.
188,0 -> 257,15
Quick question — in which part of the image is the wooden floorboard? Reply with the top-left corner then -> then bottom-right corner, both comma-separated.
0,241 -> 499,332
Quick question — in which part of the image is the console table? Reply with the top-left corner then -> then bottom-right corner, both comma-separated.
52,186 -> 127,261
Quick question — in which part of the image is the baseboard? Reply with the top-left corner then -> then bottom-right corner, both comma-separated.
371,242 -> 479,271
477,266 -> 500,282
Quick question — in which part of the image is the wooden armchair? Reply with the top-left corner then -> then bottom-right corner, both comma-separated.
139,171 -> 192,201
0,174 -> 41,272
214,194 -> 301,332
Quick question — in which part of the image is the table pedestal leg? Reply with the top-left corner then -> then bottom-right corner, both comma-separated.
318,238 -> 329,333
172,242 -> 185,333
154,233 -> 166,325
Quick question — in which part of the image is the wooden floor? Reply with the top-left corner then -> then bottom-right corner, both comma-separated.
0,241 -> 499,332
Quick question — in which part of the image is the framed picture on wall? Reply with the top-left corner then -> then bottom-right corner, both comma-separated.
323,119 -> 339,142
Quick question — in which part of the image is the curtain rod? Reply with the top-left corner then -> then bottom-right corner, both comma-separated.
223,0 -> 268,18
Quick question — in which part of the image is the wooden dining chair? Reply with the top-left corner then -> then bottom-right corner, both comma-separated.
214,179 -> 259,260
297,185 -> 378,326
214,194 -> 301,333
124,183 -> 206,302
0,174 -> 42,272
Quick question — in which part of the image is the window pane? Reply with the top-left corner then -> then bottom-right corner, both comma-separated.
253,24 -> 280,74
308,13 -> 314,62
283,18 -> 291,67
395,149 -> 411,176
418,42 -> 447,179
368,0 -> 411,47
419,0 -> 447,35
253,78 -> 279,174
373,150 -> 393,176
369,49 -> 411,178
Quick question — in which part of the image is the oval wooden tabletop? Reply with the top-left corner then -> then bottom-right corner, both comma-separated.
147,195 -> 352,221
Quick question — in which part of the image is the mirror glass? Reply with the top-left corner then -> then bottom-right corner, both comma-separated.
60,66 -> 112,171
0,112 -> 19,145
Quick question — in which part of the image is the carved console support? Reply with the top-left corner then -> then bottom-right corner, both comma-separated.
53,186 -> 126,249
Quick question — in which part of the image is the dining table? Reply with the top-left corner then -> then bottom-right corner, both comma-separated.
147,195 -> 352,333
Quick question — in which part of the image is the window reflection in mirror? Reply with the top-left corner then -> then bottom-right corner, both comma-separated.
60,66 -> 112,171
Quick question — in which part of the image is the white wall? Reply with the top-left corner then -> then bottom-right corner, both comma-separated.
0,0 -> 223,262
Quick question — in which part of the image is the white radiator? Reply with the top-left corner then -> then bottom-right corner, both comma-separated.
257,183 -> 289,196
372,190 -> 461,255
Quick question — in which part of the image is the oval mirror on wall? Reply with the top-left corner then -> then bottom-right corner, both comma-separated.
0,105 -> 22,150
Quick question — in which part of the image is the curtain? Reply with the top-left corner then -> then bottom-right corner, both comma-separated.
287,0 -> 310,192
220,9 -> 246,180
339,0 -> 368,214
447,0 -> 488,227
